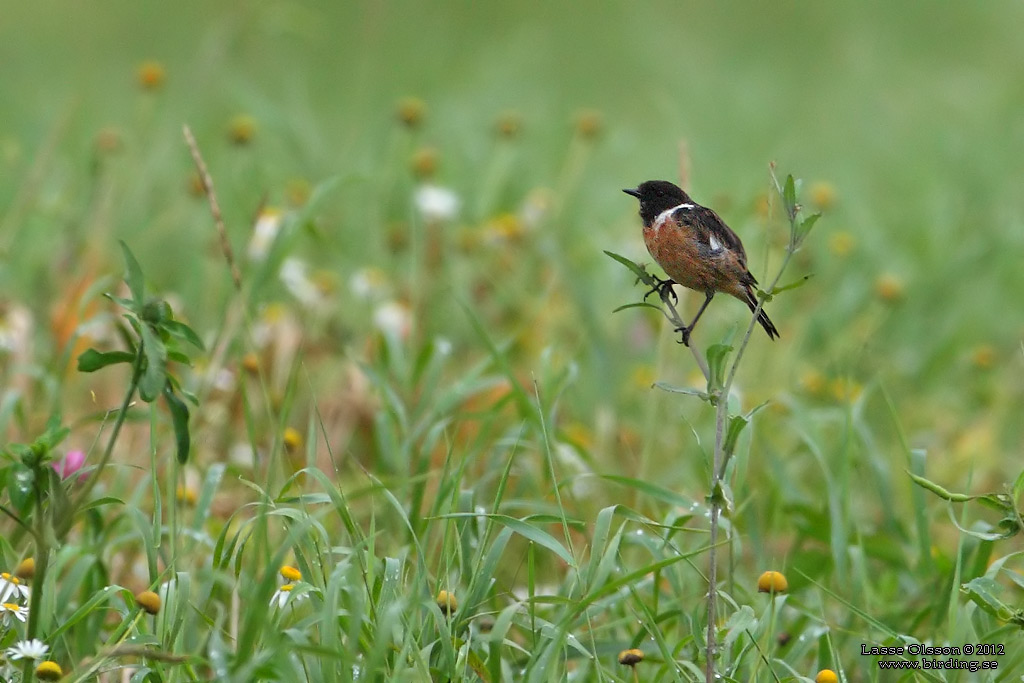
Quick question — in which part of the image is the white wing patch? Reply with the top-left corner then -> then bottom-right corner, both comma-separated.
708,234 -> 722,252
653,202 -> 695,231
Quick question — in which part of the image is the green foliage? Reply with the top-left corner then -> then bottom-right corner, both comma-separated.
2,2 -> 1024,680
76,241 -> 203,465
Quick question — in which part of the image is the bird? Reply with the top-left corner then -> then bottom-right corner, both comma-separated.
623,179 -> 779,345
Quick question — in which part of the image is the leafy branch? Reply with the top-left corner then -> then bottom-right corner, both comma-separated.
607,164 -> 819,681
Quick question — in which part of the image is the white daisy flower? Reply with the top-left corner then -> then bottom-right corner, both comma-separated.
279,258 -> 322,308
349,267 -> 389,300
0,602 -> 28,621
248,208 -> 283,262
372,301 -> 412,340
414,185 -> 459,222
270,583 -> 312,609
5,638 -> 48,661
0,573 -> 30,602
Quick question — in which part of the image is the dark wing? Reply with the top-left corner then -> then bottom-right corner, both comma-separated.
688,205 -> 747,262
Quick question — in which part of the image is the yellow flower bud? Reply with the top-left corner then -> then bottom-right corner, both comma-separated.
36,661 -> 64,681
135,590 -> 162,615
436,589 -> 457,615
757,570 -> 788,594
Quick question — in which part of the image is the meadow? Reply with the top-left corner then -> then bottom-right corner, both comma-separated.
2,1 -> 1023,681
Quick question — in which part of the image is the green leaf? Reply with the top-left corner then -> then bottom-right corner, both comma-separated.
612,302 -> 663,314
771,274 -> 813,296
604,250 -> 659,287
37,417 -> 70,452
783,175 -> 797,218
119,241 -> 145,307
723,401 -> 768,459
799,212 -> 821,237
722,414 -> 749,459
705,344 -> 732,394
163,386 -> 191,464
723,605 -> 758,646
138,324 -> 168,402
77,348 -> 136,373
1013,469 -> 1024,505
975,493 -> 1015,513
105,294 -> 137,310
7,464 -> 34,513
962,577 -> 1014,621
167,350 -> 193,365
442,513 -> 575,566
652,382 -> 710,402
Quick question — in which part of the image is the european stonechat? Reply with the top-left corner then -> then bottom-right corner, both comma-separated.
623,180 -> 779,345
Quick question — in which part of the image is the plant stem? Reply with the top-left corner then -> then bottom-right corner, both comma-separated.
23,462 -> 51,681
62,347 -> 144,536
705,225 -> 797,683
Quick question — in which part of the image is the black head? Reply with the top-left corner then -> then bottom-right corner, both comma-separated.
623,180 -> 690,226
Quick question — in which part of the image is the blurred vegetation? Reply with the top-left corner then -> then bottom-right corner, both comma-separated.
1,1 -> 1023,680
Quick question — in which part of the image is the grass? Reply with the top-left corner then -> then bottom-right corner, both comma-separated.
2,1 -> 1024,681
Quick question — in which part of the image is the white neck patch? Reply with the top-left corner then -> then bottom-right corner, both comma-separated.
652,202 -> 694,229
709,234 -> 722,252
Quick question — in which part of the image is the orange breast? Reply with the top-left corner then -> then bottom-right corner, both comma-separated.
643,222 -> 748,299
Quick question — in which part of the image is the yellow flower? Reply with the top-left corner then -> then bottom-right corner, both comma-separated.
280,566 -> 302,582
829,377 -> 862,403
35,660 -> 64,681
562,422 -> 594,451
14,557 -> 35,581
827,231 -> 855,256
575,110 -> 603,139
617,648 -> 644,666
94,127 -> 122,155
808,181 -> 837,211
0,573 -> 30,601
436,589 -> 457,615
286,178 -> 311,207
397,97 -> 426,128
482,213 -> 525,244
757,570 -> 788,594
753,192 -> 772,219
971,345 -> 996,369
815,669 -> 838,683
495,111 -> 522,138
1,602 -> 28,621
283,427 -> 303,454
410,147 -> 438,179
875,273 -> 904,302
135,590 -> 161,615
227,115 -> 257,145
136,60 -> 165,90
176,484 -> 197,506
241,352 -> 261,375
14,557 -> 35,580
799,369 -> 826,396
629,364 -> 656,390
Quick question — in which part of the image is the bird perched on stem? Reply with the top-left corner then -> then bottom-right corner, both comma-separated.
623,180 -> 779,345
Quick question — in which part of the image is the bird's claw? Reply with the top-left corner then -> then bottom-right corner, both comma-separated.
643,276 -> 678,305
674,325 -> 691,347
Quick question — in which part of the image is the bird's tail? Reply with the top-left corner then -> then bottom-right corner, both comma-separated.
743,285 -> 779,340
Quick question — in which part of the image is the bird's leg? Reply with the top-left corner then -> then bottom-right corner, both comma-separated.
643,275 -> 678,305
674,291 -> 715,346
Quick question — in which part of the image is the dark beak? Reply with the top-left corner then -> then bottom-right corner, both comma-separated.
622,188 -> 640,198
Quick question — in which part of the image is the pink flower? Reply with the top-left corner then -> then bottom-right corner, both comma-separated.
53,450 -> 87,479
